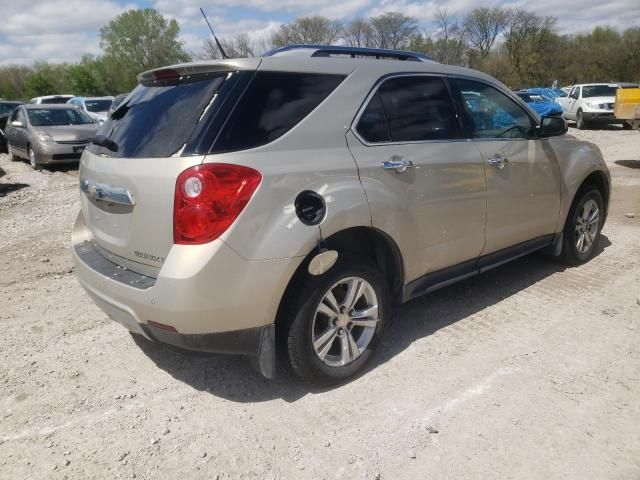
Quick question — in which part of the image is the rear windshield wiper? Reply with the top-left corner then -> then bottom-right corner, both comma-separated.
90,135 -> 119,152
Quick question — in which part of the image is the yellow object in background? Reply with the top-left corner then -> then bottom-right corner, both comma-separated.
615,88 -> 640,121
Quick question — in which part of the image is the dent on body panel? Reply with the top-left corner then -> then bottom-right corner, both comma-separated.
221,146 -> 368,261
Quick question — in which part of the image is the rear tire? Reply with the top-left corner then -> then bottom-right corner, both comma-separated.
558,188 -> 604,265
28,146 -> 41,171
623,121 -> 633,130
283,255 -> 390,385
576,110 -> 588,130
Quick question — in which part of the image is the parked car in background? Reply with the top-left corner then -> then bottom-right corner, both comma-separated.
0,100 -> 23,153
107,93 -> 128,116
68,96 -> 115,124
72,45 -> 610,384
4,104 -> 99,170
30,95 -> 74,105
515,91 -> 564,117
556,83 -> 629,129
526,87 -> 567,100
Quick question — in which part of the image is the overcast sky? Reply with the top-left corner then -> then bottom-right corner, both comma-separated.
0,0 -> 638,65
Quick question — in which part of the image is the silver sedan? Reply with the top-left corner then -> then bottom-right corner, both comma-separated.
4,104 -> 99,170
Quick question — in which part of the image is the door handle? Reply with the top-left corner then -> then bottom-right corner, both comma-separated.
382,156 -> 414,173
488,155 -> 509,170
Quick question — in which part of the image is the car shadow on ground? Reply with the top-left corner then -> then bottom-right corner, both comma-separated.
9,157 -> 79,174
0,165 -> 29,197
0,182 -> 29,197
568,123 -> 624,131
615,160 -> 640,169
134,235 -> 612,403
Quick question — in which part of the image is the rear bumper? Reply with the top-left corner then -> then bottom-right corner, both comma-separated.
140,322 -> 272,357
72,211 -> 299,371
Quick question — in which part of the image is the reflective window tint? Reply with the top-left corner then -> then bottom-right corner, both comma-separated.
88,74 -> 227,158
376,76 -> 460,142
356,92 -> 391,143
213,72 -> 344,153
455,79 -> 534,139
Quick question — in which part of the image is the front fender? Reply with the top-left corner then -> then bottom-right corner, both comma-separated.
547,135 -> 610,231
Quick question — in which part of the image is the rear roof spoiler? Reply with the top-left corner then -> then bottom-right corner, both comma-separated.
137,58 -> 261,84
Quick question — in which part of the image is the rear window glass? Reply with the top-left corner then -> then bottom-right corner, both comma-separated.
212,72 -> 344,153
88,74 -> 226,158
85,99 -> 113,112
0,103 -> 20,116
41,97 -> 73,104
28,108 -> 94,126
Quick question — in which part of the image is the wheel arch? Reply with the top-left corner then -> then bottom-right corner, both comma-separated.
275,226 -> 405,334
573,170 -> 610,222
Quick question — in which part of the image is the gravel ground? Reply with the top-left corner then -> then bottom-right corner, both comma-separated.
1,127 -> 639,479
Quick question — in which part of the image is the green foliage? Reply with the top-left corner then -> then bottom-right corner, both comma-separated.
1,8 -> 639,101
0,65 -> 30,100
66,61 -> 104,96
99,8 -> 191,91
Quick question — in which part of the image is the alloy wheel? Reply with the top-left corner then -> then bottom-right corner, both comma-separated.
575,198 -> 599,254
311,276 -> 379,367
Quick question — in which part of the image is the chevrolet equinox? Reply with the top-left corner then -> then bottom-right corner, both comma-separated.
73,45 -> 610,384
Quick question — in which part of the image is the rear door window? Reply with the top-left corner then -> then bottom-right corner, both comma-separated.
375,76 -> 461,142
356,92 -> 391,143
212,72 -> 345,153
88,73 -> 228,158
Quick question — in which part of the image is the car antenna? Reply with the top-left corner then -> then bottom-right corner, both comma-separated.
200,7 -> 229,59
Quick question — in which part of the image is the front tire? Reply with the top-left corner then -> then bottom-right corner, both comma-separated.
558,188 -> 604,265
283,255 -> 390,385
576,110 -> 588,130
28,146 -> 41,171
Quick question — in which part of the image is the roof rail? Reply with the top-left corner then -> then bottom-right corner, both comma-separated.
263,44 -> 435,62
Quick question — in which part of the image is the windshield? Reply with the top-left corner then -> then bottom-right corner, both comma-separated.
28,108 -> 94,126
89,73 -> 228,158
0,103 -> 20,116
582,85 -> 617,98
85,99 -> 112,112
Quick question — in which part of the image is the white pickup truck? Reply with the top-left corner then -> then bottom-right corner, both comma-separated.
556,83 -> 625,130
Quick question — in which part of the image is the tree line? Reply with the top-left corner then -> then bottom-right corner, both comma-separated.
1,7 -> 639,100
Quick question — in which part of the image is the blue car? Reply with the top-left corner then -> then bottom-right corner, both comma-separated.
526,87 -> 568,99
516,91 -> 564,117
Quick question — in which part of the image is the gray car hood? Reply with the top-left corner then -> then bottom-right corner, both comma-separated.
37,124 -> 99,142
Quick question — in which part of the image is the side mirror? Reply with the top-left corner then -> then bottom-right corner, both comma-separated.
539,116 -> 567,137
570,93 -> 579,100
11,121 -> 23,128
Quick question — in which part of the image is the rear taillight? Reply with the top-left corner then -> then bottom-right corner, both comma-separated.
173,164 -> 261,245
